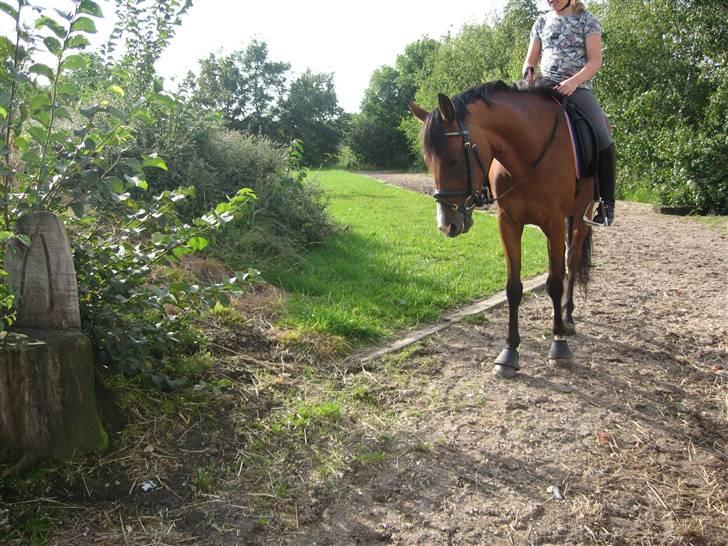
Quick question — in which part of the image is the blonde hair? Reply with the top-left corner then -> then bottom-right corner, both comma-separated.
574,0 -> 587,13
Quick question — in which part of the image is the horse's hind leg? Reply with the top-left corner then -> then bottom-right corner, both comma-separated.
563,216 -> 590,335
493,215 -> 523,379
545,220 -> 572,367
563,183 -> 594,335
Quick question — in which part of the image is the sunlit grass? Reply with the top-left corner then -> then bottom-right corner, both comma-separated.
260,169 -> 547,344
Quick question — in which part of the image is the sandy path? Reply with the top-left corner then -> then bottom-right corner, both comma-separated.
276,172 -> 728,545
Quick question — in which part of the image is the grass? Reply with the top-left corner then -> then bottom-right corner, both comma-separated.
262,170 -> 547,345
687,215 -> 728,231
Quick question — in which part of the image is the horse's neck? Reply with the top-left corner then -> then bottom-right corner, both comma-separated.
481,94 -> 558,176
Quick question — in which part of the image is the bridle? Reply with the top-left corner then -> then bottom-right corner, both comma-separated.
434,98 -> 567,214
434,117 -> 491,214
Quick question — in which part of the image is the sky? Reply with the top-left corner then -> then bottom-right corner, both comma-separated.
2,0 -> 540,113
151,0 -> 510,112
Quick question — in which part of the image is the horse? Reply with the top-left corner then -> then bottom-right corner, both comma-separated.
408,80 -> 594,378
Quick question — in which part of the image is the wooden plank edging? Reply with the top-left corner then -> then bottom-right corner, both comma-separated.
358,273 -> 549,364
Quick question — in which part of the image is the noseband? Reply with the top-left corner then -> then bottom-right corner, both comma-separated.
434,98 -> 567,213
434,118 -> 492,214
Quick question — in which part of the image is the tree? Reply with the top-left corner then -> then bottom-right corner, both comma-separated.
348,38 -> 440,168
349,66 -> 413,167
195,40 -> 290,135
595,0 -> 727,212
274,70 -> 345,166
107,0 -> 193,98
0,0 -> 255,376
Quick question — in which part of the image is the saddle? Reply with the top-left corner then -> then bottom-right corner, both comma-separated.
561,99 -> 598,181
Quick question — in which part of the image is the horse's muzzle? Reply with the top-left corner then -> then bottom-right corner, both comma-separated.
437,205 -> 473,237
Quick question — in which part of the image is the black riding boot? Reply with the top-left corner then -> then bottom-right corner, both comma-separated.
593,143 -> 616,226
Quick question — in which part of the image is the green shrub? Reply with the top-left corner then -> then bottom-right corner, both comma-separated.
142,110 -> 337,267
335,146 -> 362,170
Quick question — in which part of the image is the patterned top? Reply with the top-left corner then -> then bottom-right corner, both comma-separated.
530,11 -> 602,89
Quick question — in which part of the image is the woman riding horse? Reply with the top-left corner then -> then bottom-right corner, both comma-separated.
524,0 -> 616,226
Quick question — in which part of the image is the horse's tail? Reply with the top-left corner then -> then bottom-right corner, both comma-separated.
567,216 -> 592,294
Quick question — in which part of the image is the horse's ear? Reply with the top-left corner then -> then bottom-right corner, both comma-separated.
437,93 -> 455,123
408,100 -> 428,123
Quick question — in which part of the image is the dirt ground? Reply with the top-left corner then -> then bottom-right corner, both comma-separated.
2,172 -> 726,546
270,172 -> 728,545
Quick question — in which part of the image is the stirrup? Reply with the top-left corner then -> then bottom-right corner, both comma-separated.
583,199 -> 611,227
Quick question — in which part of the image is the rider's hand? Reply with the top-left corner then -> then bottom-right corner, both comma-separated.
523,66 -> 536,85
556,78 -> 579,96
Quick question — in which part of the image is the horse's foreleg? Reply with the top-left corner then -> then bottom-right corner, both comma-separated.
494,216 -> 523,379
545,220 -> 572,366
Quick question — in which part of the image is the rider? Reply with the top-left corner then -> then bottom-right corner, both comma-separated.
523,0 -> 615,226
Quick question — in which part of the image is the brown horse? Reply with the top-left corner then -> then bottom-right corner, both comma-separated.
409,81 -> 594,378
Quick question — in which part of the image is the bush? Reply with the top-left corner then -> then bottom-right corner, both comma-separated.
140,103 -> 337,267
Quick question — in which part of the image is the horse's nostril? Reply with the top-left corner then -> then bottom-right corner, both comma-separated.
446,223 -> 458,236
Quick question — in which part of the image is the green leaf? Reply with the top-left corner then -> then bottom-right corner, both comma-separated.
142,155 -> 168,171
131,110 -> 153,124
27,125 -> 47,144
104,105 -> 125,119
70,16 -> 97,34
67,35 -> 90,49
186,237 -> 208,251
0,231 -> 13,242
83,137 -> 97,150
69,202 -> 85,218
149,93 -> 176,109
57,82 -> 80,98
29,63 -> 55,81
43,36 -> 62,55
122,158 -> 143,172
62,54 -> 88,70
78,0 -> 103,17
16,234 -> 31,248
172,246 -> 190,258
79,104 -> 99,119
0,2 -> 18,20
35,16 -> 66,38
53,8 -> 73,21
108,85 -> 125,97
29,94 -> 51,111
124,175 -> 148,190
22,150 -> 40,169
103,176 -> 124,193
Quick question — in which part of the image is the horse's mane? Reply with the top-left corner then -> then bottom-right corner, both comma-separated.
423,80 -> 562,157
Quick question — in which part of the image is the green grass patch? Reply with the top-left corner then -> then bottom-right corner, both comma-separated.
258,170 -> 547,345
687,215 -> 728,231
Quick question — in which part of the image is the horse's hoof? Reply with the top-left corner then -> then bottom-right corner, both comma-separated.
494,347 -> 519,378
548,339 -> 572,368
493,364 -> 518,379
563,321 -> 576,336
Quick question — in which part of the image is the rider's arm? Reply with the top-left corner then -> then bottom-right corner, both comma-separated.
523,38 -> 541,82
556,33 -> 602,96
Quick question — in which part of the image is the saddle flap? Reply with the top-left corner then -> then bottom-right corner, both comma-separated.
563,101 -> 597,180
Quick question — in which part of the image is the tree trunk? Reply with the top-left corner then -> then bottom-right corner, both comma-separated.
1,212 -> 105,471
0,329 -> 107,465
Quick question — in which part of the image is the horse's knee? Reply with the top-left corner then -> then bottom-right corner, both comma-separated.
546,275 -> 563,300
506,280 -> 523,306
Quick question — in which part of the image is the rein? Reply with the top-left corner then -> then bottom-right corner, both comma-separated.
435,98 -> 567,213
